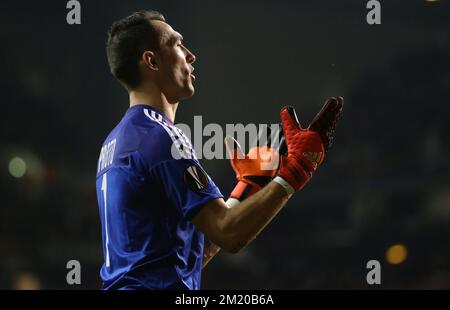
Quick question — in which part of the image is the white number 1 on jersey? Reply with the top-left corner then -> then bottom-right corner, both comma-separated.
101,173 -> 110,268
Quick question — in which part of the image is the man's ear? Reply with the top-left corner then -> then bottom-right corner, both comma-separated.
142,51 -> 159,71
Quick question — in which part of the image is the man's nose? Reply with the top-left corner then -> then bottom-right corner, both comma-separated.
186,48 -> 196,64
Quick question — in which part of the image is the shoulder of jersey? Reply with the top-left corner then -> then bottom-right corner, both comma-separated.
139,108 -> 196,162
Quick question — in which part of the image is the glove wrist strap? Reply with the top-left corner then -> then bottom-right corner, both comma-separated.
230,180 -> 261,201
273,176 -> 295,198
225,198 -> 240,208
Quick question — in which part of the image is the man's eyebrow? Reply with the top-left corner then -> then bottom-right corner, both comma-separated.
169,33 -> 184,45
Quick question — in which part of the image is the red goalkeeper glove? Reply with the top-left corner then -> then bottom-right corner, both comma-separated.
225,136 -> 279,204
274,96 -> 344,196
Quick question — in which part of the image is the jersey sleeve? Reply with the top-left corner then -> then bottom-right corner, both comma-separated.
150,158 -> 224,220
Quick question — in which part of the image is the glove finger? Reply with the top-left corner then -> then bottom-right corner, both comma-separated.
280,106 -> 303,146
309,97 -> 343,130
308,97 -> 344,151
224,136 -> 245,159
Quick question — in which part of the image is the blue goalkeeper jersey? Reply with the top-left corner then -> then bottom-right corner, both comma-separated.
95,104 -> 223,290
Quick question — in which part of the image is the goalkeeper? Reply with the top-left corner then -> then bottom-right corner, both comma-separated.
96,9 -> 344,290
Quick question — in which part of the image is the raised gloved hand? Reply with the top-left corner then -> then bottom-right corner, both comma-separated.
225,135 -> 279,204
274,97 -> 344,195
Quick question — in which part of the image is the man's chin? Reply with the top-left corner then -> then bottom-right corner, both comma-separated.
180,87 -> 195,101
188,86 -> 195,97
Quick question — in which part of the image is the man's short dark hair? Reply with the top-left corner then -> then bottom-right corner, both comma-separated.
106,10 -> 166,90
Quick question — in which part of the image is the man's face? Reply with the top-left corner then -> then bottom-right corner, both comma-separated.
152,20 -> 196,103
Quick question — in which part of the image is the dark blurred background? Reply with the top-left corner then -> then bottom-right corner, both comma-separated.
1,0 -> 449,289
